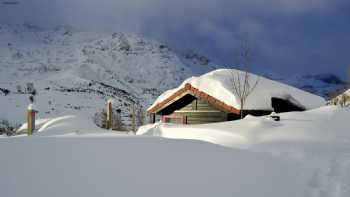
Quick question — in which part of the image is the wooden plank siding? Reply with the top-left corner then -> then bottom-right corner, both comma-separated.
174,111 -> 226,124
171,98 -> 228,124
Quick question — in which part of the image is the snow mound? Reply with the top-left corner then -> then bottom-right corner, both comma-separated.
16,115 -> 123,136
0,135 -> 306,197
136,106 -> 350,196
139,106 -> 350,151
149,69 -> 326,111
2,106 -> 350,196
16,118 -> 51,134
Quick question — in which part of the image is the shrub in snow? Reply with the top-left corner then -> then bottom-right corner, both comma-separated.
129,104 -> 146,132
0,88 -> 10,96
330,89 -> 350,107
0,119 -> 19,136
26,82 -> 36,95
16,84 -> 22,93
93,108 -> 126,131
339,94 -> 350,107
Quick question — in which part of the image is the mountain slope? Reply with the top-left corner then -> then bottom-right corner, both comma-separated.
264,73 -> 347,99
0,24 -> 218,128
0,24 -> 346,130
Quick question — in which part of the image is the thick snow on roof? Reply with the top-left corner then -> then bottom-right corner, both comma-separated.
149,69 -> 326,111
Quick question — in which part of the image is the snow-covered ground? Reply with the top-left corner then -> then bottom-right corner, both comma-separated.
1,106 -> 350,197
137,106 -> 350,196
1,136 -> 304,197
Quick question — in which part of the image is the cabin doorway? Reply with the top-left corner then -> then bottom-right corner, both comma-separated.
271,97 -> 305,113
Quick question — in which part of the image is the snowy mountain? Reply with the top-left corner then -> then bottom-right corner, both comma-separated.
0,24 -> 218,128
264,73 -> 347,99
0,24 -> 345,130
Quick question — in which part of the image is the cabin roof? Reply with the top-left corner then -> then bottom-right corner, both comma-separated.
148,83 -> 240,114
148,69 -> 326,113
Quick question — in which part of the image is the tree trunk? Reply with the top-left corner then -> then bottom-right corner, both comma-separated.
131,104 -> 136,132
240,100 -> 244,119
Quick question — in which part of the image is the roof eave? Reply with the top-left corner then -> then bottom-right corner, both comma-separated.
148,83 -> 240,115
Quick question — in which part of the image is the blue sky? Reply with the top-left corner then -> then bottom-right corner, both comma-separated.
1,0 -> 349,79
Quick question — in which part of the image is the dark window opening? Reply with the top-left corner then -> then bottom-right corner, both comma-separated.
159,94 -> 197,115
271,97 -> 305,113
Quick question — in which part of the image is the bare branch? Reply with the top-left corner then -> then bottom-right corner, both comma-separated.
230,37 -> 259,119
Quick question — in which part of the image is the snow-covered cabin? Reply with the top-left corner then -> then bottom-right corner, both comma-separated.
148,69 -> 325,124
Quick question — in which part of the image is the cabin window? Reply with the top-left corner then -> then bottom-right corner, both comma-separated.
271,97 -> 305,113
162,115 -> 187,124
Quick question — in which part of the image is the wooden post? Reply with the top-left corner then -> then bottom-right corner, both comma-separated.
131,103 -> 136,132
27,104 -> 36,136
106,99 -> 113,129
150,113 -> 156,124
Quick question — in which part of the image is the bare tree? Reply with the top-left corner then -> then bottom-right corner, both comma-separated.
111,109 -> 125,131
328,90 -> 339,105
339,94 -> 346,107
136,105 -> 145,128
130,103 -> 136,133
231,38 -> 259,119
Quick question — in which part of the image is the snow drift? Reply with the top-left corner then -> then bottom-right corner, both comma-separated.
16,115 -> 128,136
0,136 -> 310,197
139,106 -> 350,151
136,106 -> 350,196
1,106 -> 350,196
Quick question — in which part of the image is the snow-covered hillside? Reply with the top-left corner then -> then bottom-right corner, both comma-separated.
0,24 -> 345,130
264,73 -> 347,98
0,24 -> 218,128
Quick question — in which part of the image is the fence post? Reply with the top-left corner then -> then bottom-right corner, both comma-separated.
106,99 -> 113,130
27,104 -> 36,136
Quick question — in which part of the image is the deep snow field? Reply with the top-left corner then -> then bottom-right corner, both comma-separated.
1,105 -> 350,197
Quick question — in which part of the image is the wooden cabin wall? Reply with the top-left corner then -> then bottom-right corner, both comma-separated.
172,98 -> 228,124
